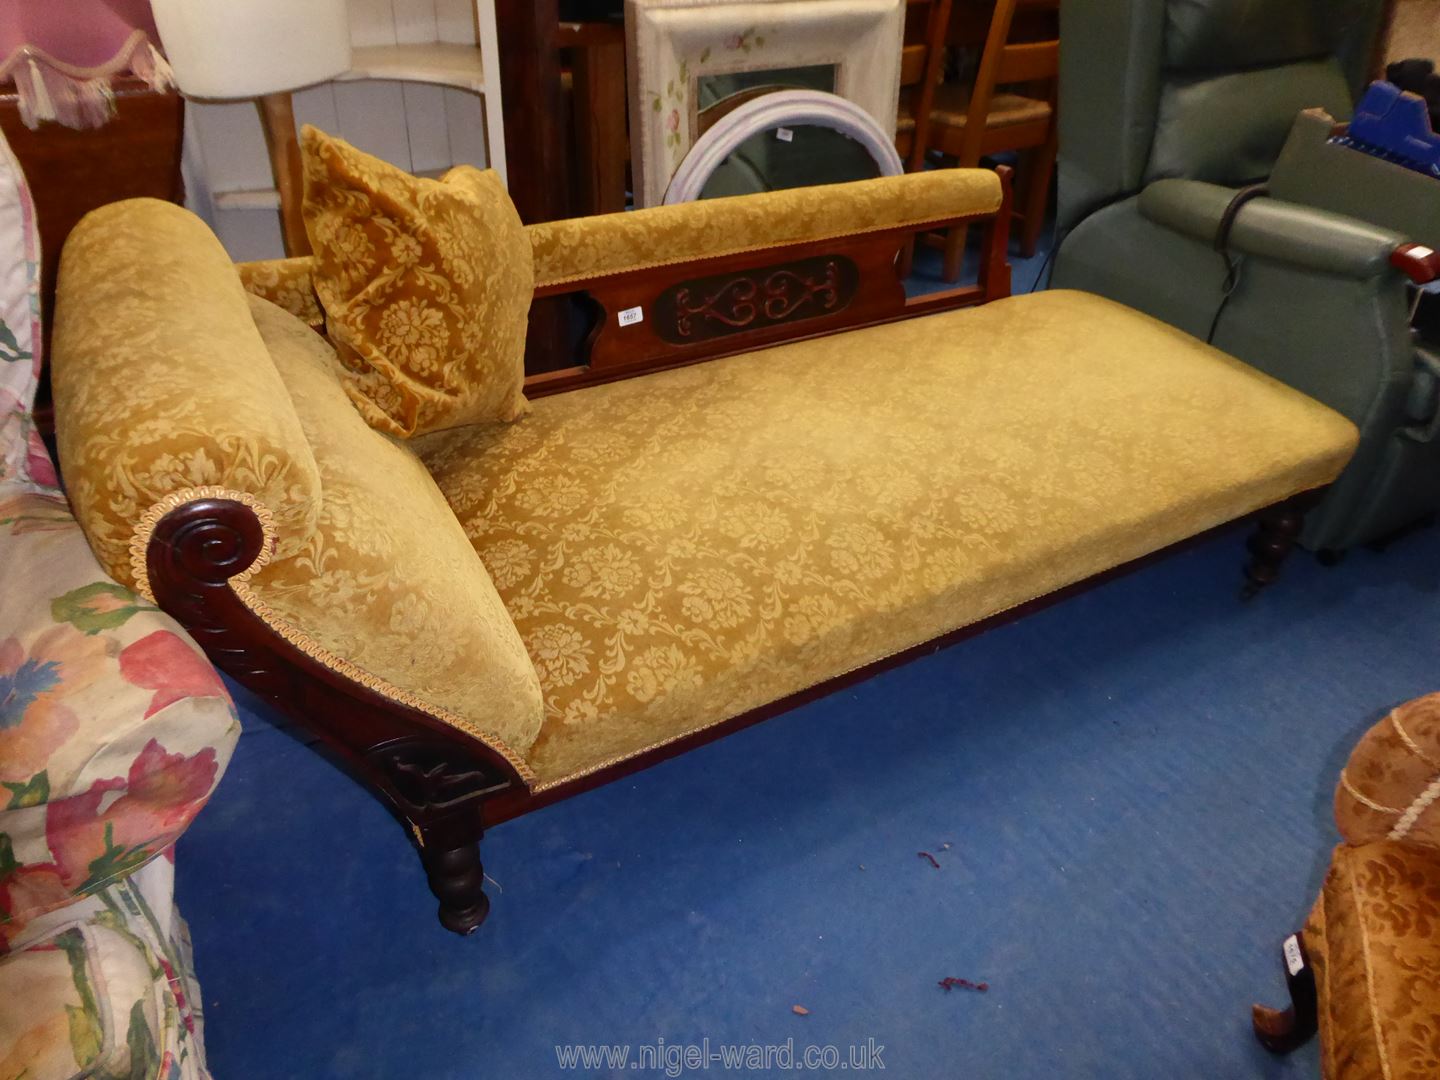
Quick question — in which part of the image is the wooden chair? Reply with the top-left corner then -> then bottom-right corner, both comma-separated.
895,0 -> 954,173
893,0 -> 952,276
918,0 -> 1059,278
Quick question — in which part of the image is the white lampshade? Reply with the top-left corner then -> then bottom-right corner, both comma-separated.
150,0 -> 353,99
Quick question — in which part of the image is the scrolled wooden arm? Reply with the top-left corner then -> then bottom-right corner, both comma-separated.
147,497 -> 268,611
144,497 -> 525,898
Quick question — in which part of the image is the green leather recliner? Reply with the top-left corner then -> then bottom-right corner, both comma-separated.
1053,0 -> 1440,554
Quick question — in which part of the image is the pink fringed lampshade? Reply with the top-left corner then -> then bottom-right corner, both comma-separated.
0,0 -> 174,129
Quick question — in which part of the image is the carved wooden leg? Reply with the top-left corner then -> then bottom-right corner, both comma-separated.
1252,932 -> 1319,1053
420,840 -> 491,936
1242,503 -> 1305,599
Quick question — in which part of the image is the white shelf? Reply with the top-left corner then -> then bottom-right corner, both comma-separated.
337,43 -> 489,94
213,188 -> 282,211
213,166 -> 452,211
192,1 -> 509,254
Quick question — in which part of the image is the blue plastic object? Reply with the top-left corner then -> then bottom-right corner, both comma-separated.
1331,81 -> 1440,178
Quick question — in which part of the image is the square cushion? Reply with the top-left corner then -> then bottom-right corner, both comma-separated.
300,126 -> 533,438
415,289 -> 1357,786
1308,841 -> 1440,1080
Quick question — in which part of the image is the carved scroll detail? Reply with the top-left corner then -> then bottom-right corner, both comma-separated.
368,738 -> 512,816
656,255 -> 858,343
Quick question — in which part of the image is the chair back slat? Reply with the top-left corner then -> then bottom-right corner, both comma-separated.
995,39 -> 1059,85
898,0 -> 953,171
900,42 -> 929,86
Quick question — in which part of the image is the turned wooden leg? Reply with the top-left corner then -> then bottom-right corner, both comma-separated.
1252,932 -> 1319,1053
1242,503 -> 1306,599
420,841 -> 491,935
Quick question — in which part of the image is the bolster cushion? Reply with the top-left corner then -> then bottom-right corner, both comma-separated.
52,199 -> 323,592
527,168 -> 1003,288
1335,693 -> 1440,852
242,296 -> 545,768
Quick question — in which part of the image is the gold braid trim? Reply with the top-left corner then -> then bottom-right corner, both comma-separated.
129,487 -> 280,604
1339,770 -> 1403,816
529,209 -> 1002,290
129,487 -> 538,786
228,580 -> 537,784
1389,775 -> 1440,843
1390,709 -> 1440,772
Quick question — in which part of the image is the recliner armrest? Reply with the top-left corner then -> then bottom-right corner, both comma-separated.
1138,179 -> 1410,281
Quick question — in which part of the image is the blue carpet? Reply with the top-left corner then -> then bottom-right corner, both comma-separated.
178,523 -> 1440,1079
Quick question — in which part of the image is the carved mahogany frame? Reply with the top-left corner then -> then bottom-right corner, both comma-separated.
142,168 -> 1319,934
522,167 -> 1015,395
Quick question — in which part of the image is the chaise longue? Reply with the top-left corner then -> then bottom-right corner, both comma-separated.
49,128 -> 1418,935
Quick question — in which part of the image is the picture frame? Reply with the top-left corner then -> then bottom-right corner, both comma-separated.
626,0 -> 905,206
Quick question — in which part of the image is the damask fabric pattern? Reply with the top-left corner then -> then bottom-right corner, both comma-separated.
1308,841 -> 1440,1080
51,198 -> 323,592
418,289 -> 1358,786
1335,692 -> 1440,849
526,168 -> 1002,287
244,296 -> 544,764
300,126 -> 533,439
236,256 -> 325,331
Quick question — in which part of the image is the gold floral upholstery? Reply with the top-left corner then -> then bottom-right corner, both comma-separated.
237,256 -> 325,330
417,289 -> 1356,786
526,168 -> 1002,288
242,295 -> 544,765
1308,841 -> 1440,1080
52,199 -> 322,591
1336,693 -> 1440,850
1299,693 -> 1440,1079
51,200 -> 540,765
301,126 -> 533,438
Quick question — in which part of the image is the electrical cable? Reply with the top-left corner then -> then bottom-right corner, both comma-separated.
1204,184 -> 1269,344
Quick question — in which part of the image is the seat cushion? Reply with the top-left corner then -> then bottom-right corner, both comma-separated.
1308,841 -> 1440,1080
416,290 -> 1356,787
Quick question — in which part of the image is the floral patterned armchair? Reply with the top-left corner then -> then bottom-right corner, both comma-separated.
0,125 -> 238,1077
